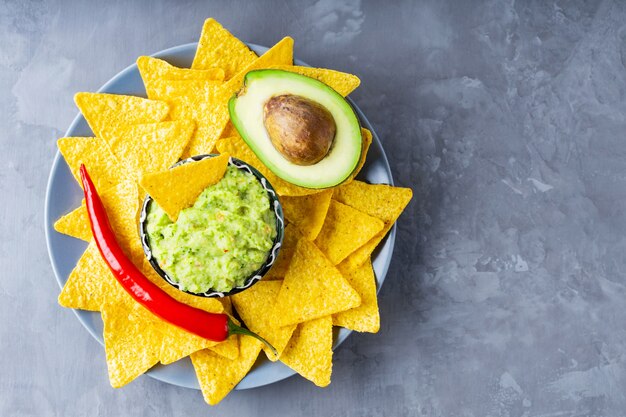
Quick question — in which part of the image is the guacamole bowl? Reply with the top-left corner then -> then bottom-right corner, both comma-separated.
139,154 -> 285,298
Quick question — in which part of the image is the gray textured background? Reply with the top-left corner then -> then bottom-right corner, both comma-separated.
2,0 -> 626,415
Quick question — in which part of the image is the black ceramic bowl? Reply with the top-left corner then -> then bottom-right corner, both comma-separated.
139,154 -> 284,298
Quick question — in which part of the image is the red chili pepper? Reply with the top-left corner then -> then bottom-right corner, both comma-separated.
79,164 -> 276,354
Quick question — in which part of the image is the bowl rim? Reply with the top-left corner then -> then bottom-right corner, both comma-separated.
139,154 -> 285,298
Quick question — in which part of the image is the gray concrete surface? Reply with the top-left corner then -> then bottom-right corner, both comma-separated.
3,0 -> 626,415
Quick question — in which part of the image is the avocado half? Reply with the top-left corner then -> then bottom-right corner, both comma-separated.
228,69 -> 362,189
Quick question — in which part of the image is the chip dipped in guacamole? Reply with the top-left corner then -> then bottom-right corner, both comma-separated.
145,165 -> 277,293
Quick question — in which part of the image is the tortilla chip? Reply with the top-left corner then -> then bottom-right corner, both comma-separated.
138,55 -> 224,85
143,78 -> 223,103
58,181 -> 143,310
334,181 -> 413,272
273,239 -> 360,327
221,120 -> 239,138
178,36 -> 294,158
333,261 -> 379,332
280,316 -> 333,387
139,153 -> 229,221
74,92 -> 169,139
207,336 -> 240,360
101,302 -> 161,388
192,18 -> 257,79
342,128 -> 372,186
58,137 -> 128,191
280,190 -> 333,241
264,224 -> 302,279
215,135 -> 321,197
99,120 -> 195,181
156,321 -> 219,365
54,202 -> 91,241
269,65 -> 360,97
191,336 -> 263,405
314,200 -> 384,265
58,242 -> 126,311
231,280 -> 297,361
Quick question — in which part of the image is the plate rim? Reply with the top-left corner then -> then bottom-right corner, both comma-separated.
44,41 -> 396,390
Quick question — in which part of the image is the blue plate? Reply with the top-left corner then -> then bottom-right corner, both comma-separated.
44,43 -> 395,390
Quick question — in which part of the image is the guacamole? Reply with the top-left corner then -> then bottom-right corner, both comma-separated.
145,165 -> 277,293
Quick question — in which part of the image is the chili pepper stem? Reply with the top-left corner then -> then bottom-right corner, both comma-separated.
227,317 -> 278,357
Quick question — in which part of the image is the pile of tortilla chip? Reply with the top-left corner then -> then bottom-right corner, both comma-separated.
54,18 -> 412,406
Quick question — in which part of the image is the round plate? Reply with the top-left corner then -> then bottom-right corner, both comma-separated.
44,43 -> 395,390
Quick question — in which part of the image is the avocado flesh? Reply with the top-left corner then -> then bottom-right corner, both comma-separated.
229,69 -> 362,189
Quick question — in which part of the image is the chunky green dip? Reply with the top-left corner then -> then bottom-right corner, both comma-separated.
146,165 -> 277,293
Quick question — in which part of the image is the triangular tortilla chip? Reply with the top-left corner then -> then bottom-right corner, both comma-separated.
273,239 -> 360,327
280,316 -> 333,387
58,136 -> 128,191
191,336 -> 263,405
314,200 -> 384,265
55,180 -> 141,252
269,65 -> 360,96
264,224 -> 302,279
333,260 -> 379,332
176,36 -> 294,158
156,321 -> 219,365
58,181 -> 143,310
346,128 -> 372,184
231,280 -> 297,361
101,301 -> 161,388
54,202 -> 91,241
192,18 -> 258,79
334,181 -> 413,272
74,92 -> 169,138
58,242 -> 127,311
207,336 -> 240,360
138,55 -> 224,82
100,120 -> 195,181
139,153 -> 229,221
280,190 -> 333,241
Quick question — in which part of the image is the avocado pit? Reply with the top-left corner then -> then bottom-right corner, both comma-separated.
263,94 -> 336,166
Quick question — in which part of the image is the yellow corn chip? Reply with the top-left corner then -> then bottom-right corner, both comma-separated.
206,336 -> 240,360
273,239 -> 360,327
314,200 -> 384,265
74,92 -> 169,139
142,77 -> 223,103
216,135 -> 321,197
138,55 -> 224,85
280,316 -> 333,387
191,336 -> 263,405
100,120 -> 195,181
333,261 -> 379,332
156,321 -> 219,365
264,224 -> 302,279
269,65 -> 360,96
346,128 -> 373,184
58,242 -> 126,311
139,153 -> 229,221
334,181 -> 413,272
58,136 -> 128,191
280,189 -> 333,241
101,302 -> 161,388
53,202 -> 91,241
231,280 -> 297,361
58,181 -> 143,310
192,18 -> 258,79
55,180 -> 141,250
